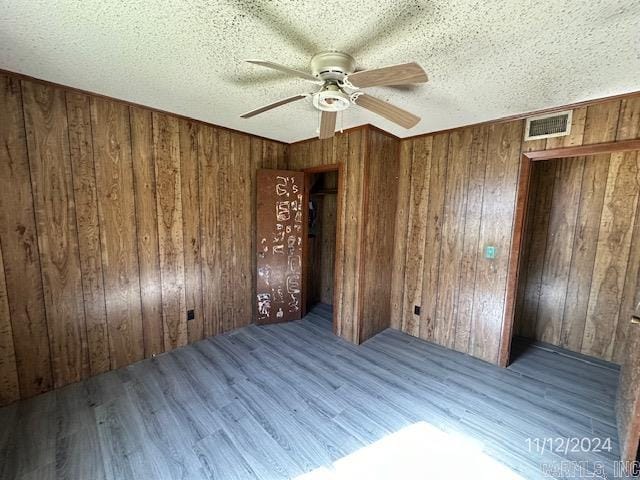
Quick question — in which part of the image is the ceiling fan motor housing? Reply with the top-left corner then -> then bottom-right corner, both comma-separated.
310,51 -> 356,82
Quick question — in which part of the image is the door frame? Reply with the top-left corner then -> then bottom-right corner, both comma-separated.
499,138 -> 640,367
301,163 -> 345,335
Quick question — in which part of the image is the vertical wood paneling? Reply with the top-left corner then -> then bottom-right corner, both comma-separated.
179,120 -> 204,343
434,129 -> 472,348
0,245 -> 19,405
153,112 -> 187,350
340,130 -> 366,342
470,121 -> 523,363
400,137 -> 431,337
582,100 -> 621,145
390,140 -> 412,330
613,98 -> 640,362
217,131 -> 235,333
0,74 -> 53,397
22,81 -> 89,387
535,158 -> 583,345
230,133 -> 253,329
419,133 -> 449,342
616,97 -> 640,141
360,130 -> 400,341
249,138 -> 262,322
66,92 -> 110,375
198,125 -> 222,337
261,139 -> 280,169
454,125 -> 489,352
583,151 -> 640,359
560,155 -> 610,351
129,107 -> 164,357
615,199 -> 640,363
0,71 -> 289,405
91,97 -> 144,368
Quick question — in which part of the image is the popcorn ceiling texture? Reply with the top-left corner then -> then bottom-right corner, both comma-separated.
1,0 -> 639,142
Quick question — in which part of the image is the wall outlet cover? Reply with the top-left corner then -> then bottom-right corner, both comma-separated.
485,245 -> 497,259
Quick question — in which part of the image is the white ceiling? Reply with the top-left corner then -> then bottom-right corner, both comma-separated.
1,0 -> 639,143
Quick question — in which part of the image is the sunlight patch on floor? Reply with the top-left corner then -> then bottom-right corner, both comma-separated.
295,422 -> 524,480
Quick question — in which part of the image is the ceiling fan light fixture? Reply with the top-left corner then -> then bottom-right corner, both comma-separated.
313,88 -> 351,112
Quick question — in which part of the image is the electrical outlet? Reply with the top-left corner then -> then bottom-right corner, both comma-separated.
484,245 -> 497,259
414,305 -> 421,315
187,309 -> 195,321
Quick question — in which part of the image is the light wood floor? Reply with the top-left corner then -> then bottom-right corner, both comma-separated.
0,304 -> 622,479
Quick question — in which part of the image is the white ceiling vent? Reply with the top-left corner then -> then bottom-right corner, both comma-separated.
524,110 -> 572,141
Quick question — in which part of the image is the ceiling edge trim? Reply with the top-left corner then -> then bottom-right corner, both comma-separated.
4,67 -> 638,147
0,67 -> 289,145
290,89 -> 640,145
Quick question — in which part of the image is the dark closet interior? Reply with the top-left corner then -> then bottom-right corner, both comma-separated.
305,170 -> 338,317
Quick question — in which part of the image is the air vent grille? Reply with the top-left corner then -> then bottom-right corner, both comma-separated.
524,111 -> 572,141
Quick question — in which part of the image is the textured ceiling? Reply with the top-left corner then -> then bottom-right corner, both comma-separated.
1,0 -> 639,143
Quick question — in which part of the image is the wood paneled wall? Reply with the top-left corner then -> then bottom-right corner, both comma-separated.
359,130 -> 401,342
0,73 -> 286,405
392,95 -> 640,364
287,127 -> 399,343
515,153 -> 640,362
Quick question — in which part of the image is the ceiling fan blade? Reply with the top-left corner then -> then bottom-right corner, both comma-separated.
347,62 -> 428,88
354,94 -> 420,129
245,60 -> 321,83
240,94 -> 307,119
319,111 -> 337,139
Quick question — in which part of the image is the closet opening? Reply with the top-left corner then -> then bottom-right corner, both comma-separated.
302,164 -> 341,331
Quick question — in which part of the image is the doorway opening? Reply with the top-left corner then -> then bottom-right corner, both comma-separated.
499,139 -> 640,368
302,164 -> 342,332
507,150 -> 640,366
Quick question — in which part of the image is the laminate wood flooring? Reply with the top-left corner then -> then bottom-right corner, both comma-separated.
0,304 -> 624,479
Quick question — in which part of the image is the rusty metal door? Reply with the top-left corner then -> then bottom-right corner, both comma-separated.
256,169 -> 305,324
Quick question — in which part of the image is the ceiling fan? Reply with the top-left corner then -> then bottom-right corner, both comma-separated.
239,51 -> 428,139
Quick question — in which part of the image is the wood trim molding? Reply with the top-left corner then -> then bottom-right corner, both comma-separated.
498,140 -> 640,367
3,68 -> 639,147
0,68 -> 288,145
291,92 -> 640,145
525,139 -> 640,161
